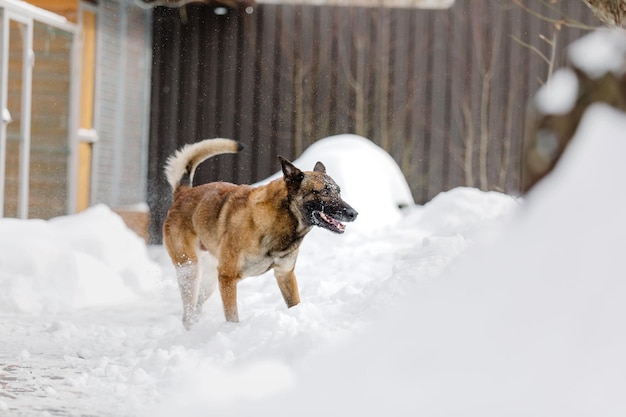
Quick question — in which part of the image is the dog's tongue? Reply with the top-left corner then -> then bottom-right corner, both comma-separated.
320,212 -> 345,231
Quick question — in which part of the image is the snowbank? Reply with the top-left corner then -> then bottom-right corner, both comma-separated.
225,104 -> 626,417
0,205 -> 161,314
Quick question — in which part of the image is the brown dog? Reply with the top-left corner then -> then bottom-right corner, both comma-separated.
163,138 -> 358,328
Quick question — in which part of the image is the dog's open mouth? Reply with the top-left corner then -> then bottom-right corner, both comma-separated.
314,211 -> 346,234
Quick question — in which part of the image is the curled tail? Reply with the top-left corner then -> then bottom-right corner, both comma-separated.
164,138 -> 244,192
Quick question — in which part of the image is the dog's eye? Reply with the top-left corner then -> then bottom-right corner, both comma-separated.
313,185 -> 336,196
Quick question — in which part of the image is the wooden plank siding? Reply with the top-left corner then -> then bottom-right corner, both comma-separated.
4,21 -> 72,219
147,1 -> 597,242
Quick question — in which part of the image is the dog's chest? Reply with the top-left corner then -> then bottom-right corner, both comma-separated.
265,231 -> 305,256
239,233 -> 305,278
240,255 -> 276,277
240,251 -> 299,277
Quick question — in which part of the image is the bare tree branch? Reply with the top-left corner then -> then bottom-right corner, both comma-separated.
509,35 -> 551,66
512,0 -> 597,30
541,32 -> 558,82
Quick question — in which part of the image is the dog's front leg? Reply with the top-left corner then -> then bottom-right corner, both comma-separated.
274,269 -> 301,308
219,275 -> 240,322
176,261 -> 201,330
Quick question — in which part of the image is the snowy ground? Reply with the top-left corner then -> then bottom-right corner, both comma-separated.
2,28 -> 626,415
0,134 -> 519,416
2,103 -> 626,415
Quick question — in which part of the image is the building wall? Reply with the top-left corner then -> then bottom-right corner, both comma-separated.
1,0 -> 151,222
92,0 -> 152,209
2,15 -> 73,219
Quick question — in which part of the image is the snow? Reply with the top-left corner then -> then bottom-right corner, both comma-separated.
568,28 -> 626,79
534,67 -> 579,115
536,28 -> 626,116
1,107 -> 625,415
0,135 -> 517,416
233,103 -> 626,417
0,205 -> 161,314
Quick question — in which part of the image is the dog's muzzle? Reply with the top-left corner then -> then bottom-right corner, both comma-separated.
314,204 -> 358,234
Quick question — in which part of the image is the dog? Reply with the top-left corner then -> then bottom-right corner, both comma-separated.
163,138 -> 358,328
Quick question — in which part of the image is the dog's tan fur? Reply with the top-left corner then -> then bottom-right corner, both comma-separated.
163,138 -> 357,328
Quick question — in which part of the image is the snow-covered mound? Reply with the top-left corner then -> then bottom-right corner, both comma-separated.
259,134 -> 415,232
0,205 -> 161,314
226,104 -> 626,417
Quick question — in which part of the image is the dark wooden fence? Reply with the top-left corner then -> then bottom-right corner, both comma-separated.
147,0 -> 596,242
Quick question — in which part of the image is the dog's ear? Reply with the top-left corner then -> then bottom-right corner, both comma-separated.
313,161 -> 326,174
279,156 -> 304,190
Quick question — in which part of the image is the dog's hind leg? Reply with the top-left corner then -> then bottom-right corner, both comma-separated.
197,251 -> 218,313
175,260 -> 202,330
164,230 -> 202,329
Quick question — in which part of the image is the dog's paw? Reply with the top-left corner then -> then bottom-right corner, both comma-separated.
182,311 -> 200,330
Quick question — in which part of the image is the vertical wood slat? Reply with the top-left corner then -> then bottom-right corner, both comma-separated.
389,9 -> 409,177
428,8 -> 448,200
148,1 -> 598,242
195,7 -> 222,182
234,9 -> 256,185
147,6 -> 181,240
409,10 -> 429,204
334,7 -> 351,134
446,3 -> 466,192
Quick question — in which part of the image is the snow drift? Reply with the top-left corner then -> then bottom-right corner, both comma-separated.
224,104 -> 626,417
0,205 -> 161,314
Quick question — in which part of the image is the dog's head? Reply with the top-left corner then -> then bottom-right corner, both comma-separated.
279,156 -> 358,234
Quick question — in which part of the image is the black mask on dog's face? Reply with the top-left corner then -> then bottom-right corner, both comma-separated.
280,157 -> 358,234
